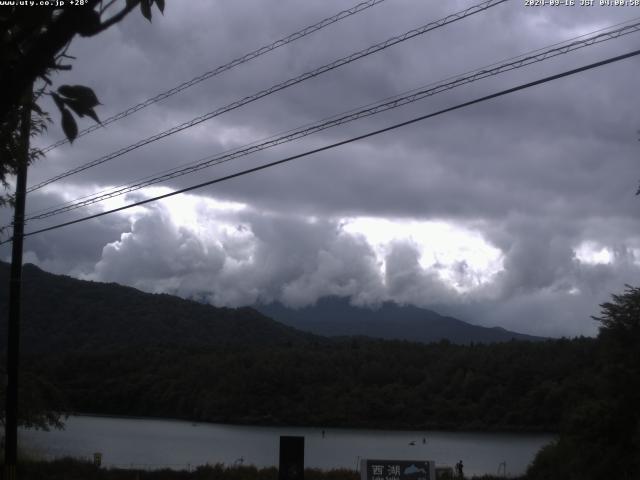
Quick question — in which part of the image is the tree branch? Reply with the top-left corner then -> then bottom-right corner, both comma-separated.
92,0 -> 140,35
100,0 -> 120,15
0,0 -> 143,122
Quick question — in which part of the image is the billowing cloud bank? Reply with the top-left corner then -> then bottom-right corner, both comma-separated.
14,188 -> 640,338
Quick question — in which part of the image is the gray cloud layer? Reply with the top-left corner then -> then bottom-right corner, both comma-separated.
2,0 -> 640,337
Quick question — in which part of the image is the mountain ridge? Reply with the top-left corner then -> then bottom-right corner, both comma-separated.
0,262 -> 542,353
257,296 -> 545,344
0,262 -> 317,353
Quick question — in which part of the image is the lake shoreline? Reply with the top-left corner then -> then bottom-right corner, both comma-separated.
12,458 -> 524,480
21,415 -> 551,476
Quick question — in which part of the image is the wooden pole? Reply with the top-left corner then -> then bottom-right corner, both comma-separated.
4,83 -> 32,480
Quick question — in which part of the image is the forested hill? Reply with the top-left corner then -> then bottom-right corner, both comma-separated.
0,262 -> 542,354
28,337 -> 598,432
258,297 -> 545,344
0,262 -> 603,434
0,262 -> 317,353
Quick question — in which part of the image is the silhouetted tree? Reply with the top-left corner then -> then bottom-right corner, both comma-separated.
0,367 -> 66,431
528,286 -> 640,480
0,0 -> 166,427
591,286 -> 640,478
0,0 -> 165,205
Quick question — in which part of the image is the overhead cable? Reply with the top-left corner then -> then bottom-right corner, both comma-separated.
27,0 -> 509,193
26,15 -> 640,220
40,0 -> 389,153
23,18 -> 640,222
3,47 -> 638,245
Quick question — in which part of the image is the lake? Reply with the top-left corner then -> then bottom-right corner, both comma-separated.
20,415 -> 553,477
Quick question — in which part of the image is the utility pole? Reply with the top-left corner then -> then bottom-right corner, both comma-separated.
4,83 -> 32,480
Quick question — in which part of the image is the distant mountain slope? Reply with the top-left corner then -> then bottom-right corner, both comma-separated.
257,297 -> 545,344
0,262 -> 316,353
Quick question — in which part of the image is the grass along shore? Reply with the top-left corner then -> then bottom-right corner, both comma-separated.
8,458 -> 523,480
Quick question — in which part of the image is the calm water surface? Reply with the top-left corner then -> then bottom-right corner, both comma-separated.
20,415 -> 553,477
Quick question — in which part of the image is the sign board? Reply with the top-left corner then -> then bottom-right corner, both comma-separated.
360,459 -> 436,480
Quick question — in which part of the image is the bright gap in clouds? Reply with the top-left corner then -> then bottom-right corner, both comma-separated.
103,186 -> 506,295
575,241 -> 613,265
341,217 -> 503,292
37,184 -> 248,225
35,184 -> 507,297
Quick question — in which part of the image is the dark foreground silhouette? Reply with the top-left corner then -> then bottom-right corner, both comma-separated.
11,458 -> 516,480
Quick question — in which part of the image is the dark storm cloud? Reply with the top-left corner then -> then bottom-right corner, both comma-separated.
0,189 -> 129,275
7,0 -> 640,336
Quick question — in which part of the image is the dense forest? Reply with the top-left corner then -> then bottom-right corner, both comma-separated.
24,337 -> 596,432
2,262 -> 639,478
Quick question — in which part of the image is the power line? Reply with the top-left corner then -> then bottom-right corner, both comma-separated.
32,12 -> 638,223
40,0 -> 389,153
4,47 -> 638,245
24,15 -> 640,220
22,18 -> 640,222
26,0 -> 508,193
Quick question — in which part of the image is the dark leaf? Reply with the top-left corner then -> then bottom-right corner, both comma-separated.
62,98 -> 101,124
60,108 -> 78,143
76,9 -> 102,37
63,99 -> 85,117
155,0 -> 165,14
84,108 -> 101,124
57,85 -> 100,108
51,92 -> 65,112
140,0 -> 152,21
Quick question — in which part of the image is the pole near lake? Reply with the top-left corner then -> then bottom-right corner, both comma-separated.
4,82 -> 32,480
279,436 -> 304,480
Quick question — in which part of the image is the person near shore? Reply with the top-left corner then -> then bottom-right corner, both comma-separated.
455,460 -> 464,479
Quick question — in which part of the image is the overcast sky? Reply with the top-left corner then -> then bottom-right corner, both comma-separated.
2,0 -> 640,337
